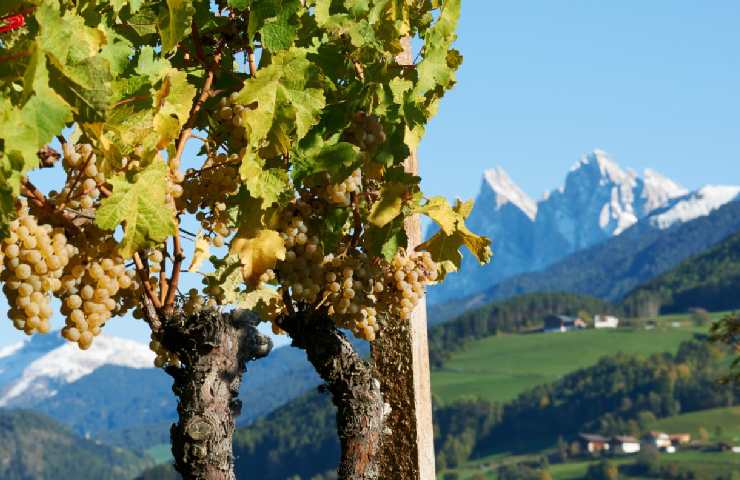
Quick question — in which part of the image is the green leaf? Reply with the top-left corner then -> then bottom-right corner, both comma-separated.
247,0 -> 301,52
235,48 -> 325,155
96,161 -> 177,258
414,0 -> 461,97
153,68 -> 197,147
292,134 -> 363,184
157,0 -> 195,53
365,218 -> 407,261
368,182 -> 408,228
240,154 -> 291,208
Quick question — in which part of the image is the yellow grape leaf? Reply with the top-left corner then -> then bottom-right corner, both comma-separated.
368,182 -> 408,228
187,232 -> 210,272
417,197 -> 491,280
230,230 -> 286,287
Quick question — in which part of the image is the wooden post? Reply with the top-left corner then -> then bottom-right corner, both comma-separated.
371,38 -> 437,480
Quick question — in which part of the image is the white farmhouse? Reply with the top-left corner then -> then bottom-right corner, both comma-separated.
594,315 -> 619,329
611,436 -> 641,454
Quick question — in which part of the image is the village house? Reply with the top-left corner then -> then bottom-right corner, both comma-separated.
579,434 -> 611,454
611,435 -> 641,454
544,315 -> 587,333
643,432 -> 677,453
594,314 -> 619,329
669,433 -> 691,445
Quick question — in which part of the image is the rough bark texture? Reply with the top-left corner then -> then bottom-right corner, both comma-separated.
281,312 -> 386,480
160,309 -> 272,480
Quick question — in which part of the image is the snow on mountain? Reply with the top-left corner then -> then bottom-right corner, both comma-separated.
427,150 -> 727,305
482,167 -> 537,220
648,185 -> 740,230
0,333 -> 154,407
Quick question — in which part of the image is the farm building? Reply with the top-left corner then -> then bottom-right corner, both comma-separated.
579,434 -> 610,454
611,436 -> 641,454
544,315 -> 587,333
594,314 -> 619,329
643,431 -> 672,449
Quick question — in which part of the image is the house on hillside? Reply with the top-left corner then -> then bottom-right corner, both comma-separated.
611,436 -> 641,454
594,315 -> 619,329
643,432 -> 677,453
669,433 -> 691,445
579,434 -> 610,454
544,315 -> 587,333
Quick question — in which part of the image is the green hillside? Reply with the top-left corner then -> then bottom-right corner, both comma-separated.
433,326 -> 698,404
623,230 -> 740,314
0,409 -> 153,480
648,406 -> 740,443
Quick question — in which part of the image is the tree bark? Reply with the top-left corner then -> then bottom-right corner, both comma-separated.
280,312 -> 386,480
160,308 -> 272,480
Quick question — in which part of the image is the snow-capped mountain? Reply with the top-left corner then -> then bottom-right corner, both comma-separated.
428,150 -> 737,304
0,333 -> 154,407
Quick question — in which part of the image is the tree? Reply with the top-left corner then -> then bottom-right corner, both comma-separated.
710,312 -> 740,384
586,460 -> 619,480
689,307 -> 710,327
0,1 -> 488,479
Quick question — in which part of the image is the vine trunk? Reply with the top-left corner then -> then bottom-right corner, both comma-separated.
281,312 -> 386,480
161,309 -> 272,480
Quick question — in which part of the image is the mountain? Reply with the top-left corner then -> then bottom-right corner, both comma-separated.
0,409 -> 153,480
430,197 -> 740,324
0,334 -> 154,408
428,150 -> 713,304
0,329 -> 362,451
622,229 -> 740,314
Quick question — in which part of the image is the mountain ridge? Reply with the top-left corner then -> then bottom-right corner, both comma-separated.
429,150 -> 736,304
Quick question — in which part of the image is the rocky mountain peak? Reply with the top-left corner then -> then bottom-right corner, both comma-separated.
481,166 -> 537,220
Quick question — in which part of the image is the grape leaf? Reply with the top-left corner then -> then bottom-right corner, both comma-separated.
291,134 -> 363,184
231,230 -> 286,287
153,69 -> 197,147
157,0 -> 195,53
417,198 -> 492,278
240,154 -> 291,208
96,161 -> 177,258
187,231 -> 211,272
365,218 -> 407,261
368,182 -> 408,228
234,49 -> 325,155
414,0 -> 461,97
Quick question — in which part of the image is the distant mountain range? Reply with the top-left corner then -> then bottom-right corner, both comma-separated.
429,149 -> 740,304
430,196 -> 740,325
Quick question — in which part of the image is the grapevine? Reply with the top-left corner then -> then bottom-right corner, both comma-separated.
0,0 -> 483,478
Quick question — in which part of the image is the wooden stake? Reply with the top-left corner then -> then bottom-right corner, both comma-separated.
371,38 -> 437,480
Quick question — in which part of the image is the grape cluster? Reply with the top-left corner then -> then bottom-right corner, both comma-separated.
272,195 -> 438,341
346,112 -> 386,151
59,245 -> 139,350
325,169 -> 362,206
58,143 -> 104,211
215,93 -> 248,149
180,152 -> 239,247
1,206 -> 74,335
149,333 -> 181,368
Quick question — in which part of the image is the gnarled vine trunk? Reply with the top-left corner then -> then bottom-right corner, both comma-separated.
281,312 -> 386,480
160,309 -> 272,480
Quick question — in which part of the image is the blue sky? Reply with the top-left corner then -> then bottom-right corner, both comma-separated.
1,1 -> 739,348
419,1 -> 740,202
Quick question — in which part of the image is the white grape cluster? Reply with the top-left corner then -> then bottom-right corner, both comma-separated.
149,333 -> 182,368
166,168 -> 185,204
59,250 -> 138,350
1,206 -> 74,335
325,169 -> 362,206
181,153 -> 239,247
273,202 -> 438,341
216,93 -> 248,149
183,288 -> 207,315
58,143 -> 104,210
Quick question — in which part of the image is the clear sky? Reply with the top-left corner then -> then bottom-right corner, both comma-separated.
1,1 -> 739,348
419,1 -> 740,202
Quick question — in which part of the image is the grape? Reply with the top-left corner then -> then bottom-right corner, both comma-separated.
1,205 -> 75,336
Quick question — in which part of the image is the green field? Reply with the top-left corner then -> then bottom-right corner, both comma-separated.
648,406 -> 740,443
432,325 -> 700,404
